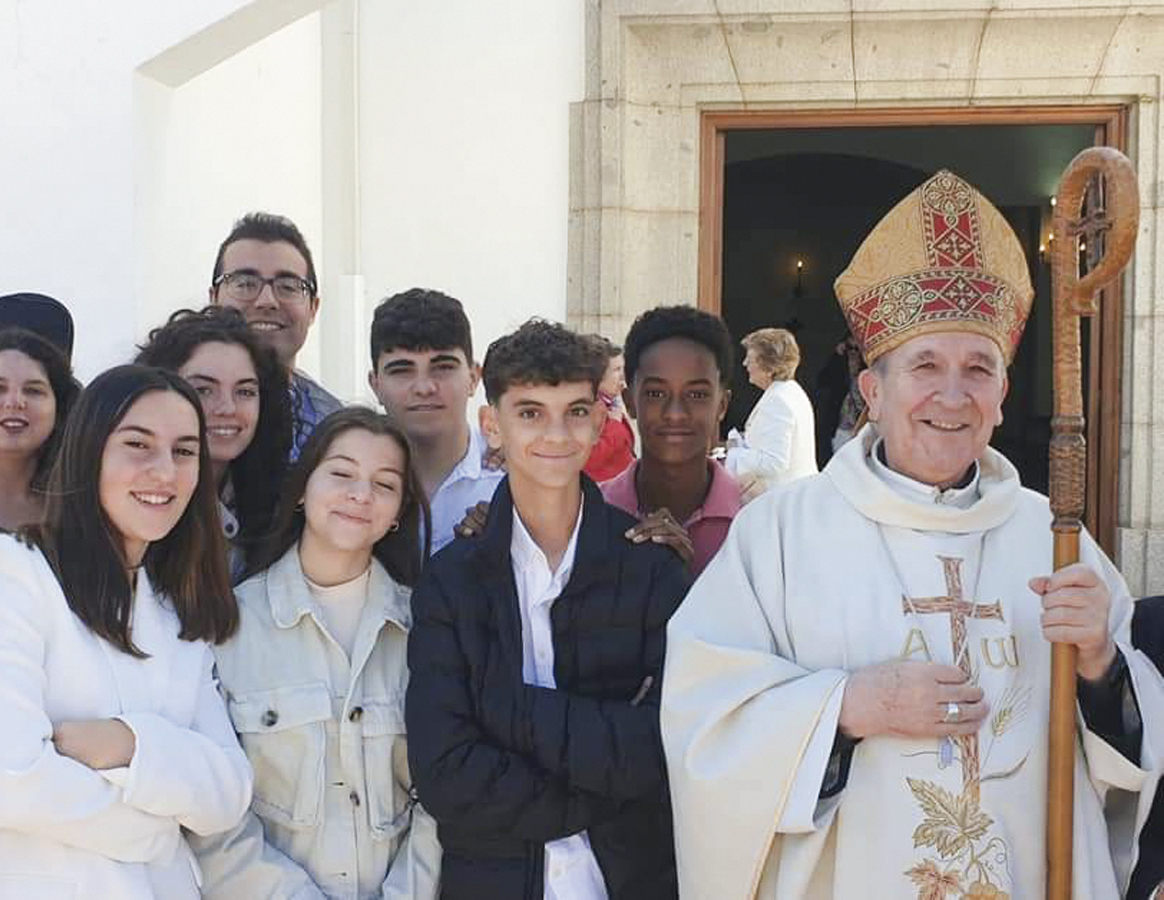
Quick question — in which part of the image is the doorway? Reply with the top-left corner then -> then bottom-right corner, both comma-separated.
698,108 -> 1129,555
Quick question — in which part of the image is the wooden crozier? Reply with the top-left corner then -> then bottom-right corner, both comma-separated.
1047,147 -> 1139,900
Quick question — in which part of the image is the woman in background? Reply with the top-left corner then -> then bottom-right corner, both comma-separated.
136,307 -> 293,578
0,328 -> 79,529
583,335 -> 636,483
0,364 -> 251,900
194,407 -> 440,900
725,327 -> 817,500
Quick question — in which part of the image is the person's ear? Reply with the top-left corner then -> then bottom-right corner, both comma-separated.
858,368 -> 881,423
367,368 -> 378,397
622,385 -> 637,420
996,372 -> 1009,426
717,387 -> 732,424
479,403 -> 502,450
468,362 -> 482,395
307,294 -> 321,325
208,285 -> 218,305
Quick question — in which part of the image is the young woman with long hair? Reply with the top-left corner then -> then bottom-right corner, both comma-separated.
135,306 -> 293,577
194,406 -> 438,900
0,364 -> 252,900
0,327 -> 80,529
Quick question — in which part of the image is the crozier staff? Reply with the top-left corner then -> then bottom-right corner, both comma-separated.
661,170 -> 1164,900
0,365 -> 251,900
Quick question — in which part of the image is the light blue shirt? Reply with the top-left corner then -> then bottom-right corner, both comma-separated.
427,426 -> 504,555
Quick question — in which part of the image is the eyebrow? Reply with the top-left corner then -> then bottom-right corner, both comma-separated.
227,267 -> 307,280
115,424 -> 200,443
0,376 -> 49,387
639,375 -> 714,386
186,373 -> 260,386
324,453 -> 404,474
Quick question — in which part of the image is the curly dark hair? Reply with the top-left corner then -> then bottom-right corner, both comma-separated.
370,288 -> 473,366
135,307 -> 293,567
482,319 -> 606,404
211,212 -> 317,294
0,327 -> 80,491
244,407 -> 430,587
623,305 -> 734,388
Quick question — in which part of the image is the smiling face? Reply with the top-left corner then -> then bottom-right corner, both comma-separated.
368,347 -> 478,444
0,349 -> 56,459
212,238 -> 318,369
481,381 -> 603,492
177,341 -> 260,468
858,332 -> 1008,488
626,337 -> 729,467
98,390 -> 201,567
301,428 -> 406,556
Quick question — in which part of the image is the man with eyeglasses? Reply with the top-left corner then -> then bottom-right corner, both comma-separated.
210,212 -> 343,456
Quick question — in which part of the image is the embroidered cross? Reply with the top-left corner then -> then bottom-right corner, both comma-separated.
903,555 -> 1004,803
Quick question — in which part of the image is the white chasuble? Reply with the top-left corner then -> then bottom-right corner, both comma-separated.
661,426 -> 1164,900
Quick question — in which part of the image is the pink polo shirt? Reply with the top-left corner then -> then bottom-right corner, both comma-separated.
599,460 -> 742,576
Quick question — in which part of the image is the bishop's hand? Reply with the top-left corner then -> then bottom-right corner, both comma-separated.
1029,562 -> 1116,681
838,661 -> 988,740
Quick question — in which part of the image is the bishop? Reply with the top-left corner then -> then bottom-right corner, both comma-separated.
661,170 -> 1164,900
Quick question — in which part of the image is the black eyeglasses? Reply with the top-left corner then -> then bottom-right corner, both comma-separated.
214,271 -> 316,305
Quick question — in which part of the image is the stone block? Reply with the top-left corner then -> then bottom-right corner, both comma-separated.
1144,527 -> 1164,593
624,22 -> 739,107
856,78 -> 972,103
620,209 -> 700,314
970,77 -> 1094,102
622,103 -> 700,212
975,14 -> 1124,82
719,17 -> 853,86
1126,421 -> 1153,527
737,80 -> 856,104
717,0 -> 849,13
1119,526 -> 1147,594
1097,14 -> 1164,104
852,15 -> 985,85
1124,315 -> 1153,425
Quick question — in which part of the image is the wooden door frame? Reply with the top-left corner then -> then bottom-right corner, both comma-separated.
697,105 -> 1129,555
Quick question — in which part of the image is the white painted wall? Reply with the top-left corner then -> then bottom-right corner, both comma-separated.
0,0 -> 586,391
0,0 -> 322,380
353,0 -> 586,395
137,13 -> 325,377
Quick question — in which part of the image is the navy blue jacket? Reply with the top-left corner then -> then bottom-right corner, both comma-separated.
406,476 -> 690,900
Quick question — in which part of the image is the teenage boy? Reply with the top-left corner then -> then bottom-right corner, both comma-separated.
406,319 -> 690,900
210,212 -> 342,454
368,288 -> 503,553
457,306 -> 741,575
605,305 -> 741,574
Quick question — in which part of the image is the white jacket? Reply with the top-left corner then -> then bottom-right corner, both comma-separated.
726,378 -> 818,492
0,534 -> 253,900
192,545 -> 441,900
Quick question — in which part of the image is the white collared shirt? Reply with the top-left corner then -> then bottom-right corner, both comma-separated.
510,502 -> 609,900
428,425 -> 505,555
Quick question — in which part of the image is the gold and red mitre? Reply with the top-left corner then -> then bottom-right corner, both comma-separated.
834,169 -> 1034,365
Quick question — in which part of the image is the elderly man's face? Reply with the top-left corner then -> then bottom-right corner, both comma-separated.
858,332 -> 1007,488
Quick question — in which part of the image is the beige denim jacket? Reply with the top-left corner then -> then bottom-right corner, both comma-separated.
191,545 -> 441,900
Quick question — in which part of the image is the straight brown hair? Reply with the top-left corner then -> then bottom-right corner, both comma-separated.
245,407 -> 431,586
24,365 -> 236,656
